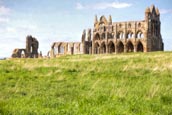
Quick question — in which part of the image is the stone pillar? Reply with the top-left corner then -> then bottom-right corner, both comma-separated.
134,44 -> 137,52
105,32 -> 108,54
89,47 -> 92,54
106,43 -> 108,54
92,40 -> 94,54
50,49 -> 55,58
98,47 -> 100,54
124,44 -> 127,53
115,44 -> 118,54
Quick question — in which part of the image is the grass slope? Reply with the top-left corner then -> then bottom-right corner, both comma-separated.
0,52 -> 172,115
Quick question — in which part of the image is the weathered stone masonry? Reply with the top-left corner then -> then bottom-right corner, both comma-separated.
92,5 -> 163,54
50,5 -> 163,57
11,35 -> 39,58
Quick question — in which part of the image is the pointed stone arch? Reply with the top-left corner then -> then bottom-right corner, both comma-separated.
117,41 -> 124,53
21,49 -> 26,58
137,41 -> 144,52
136,31 -> 144,38
99,16 -> 108,25
127,31 -> 134,39
94,33 -> 101,41
126,41 -> 134,52
108,41 -> 115,53
101,33 -> 106,40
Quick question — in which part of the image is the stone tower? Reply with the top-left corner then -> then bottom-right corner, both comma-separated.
26,35 -> 39,58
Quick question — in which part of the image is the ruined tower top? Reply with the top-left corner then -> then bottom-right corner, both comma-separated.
145,4 -> 160,21
94,15 -> 98,26
108,15 -> 112,25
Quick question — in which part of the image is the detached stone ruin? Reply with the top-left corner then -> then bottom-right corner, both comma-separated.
11,35 -> 41,58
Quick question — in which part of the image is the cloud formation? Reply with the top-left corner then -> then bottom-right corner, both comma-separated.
0,6 -> 11,15
0,5 -> 11,23
160,9 -> 172,14
76,3 -> 84,10
0,17 -> 9,23
76,2 -> 132,10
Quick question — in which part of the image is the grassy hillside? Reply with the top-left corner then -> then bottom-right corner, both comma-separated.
0,52 -> 172,115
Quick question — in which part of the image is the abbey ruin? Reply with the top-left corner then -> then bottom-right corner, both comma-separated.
50,5 -> 163,57
11,35 -> 40,58
11,5 -> 164,58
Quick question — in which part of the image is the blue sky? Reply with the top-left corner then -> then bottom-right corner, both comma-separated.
0,0 -> 172,57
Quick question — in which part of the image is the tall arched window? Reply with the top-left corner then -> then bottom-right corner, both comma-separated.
117,31 -> 124,39
136,31 -> 144,38
94,33 -> 100,40
101,33 -> 105,40
127,32 -> 134,39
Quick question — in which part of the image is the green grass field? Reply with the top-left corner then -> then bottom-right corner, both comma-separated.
0,52 -> 172,115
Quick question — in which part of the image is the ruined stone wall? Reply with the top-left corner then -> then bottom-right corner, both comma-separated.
50,42 -> 83,57
11,35 -> 39,58
49,5 -> 163,57
11,49 -> 26,58
26,35 -> 39,58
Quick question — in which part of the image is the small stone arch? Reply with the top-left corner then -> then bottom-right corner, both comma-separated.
126,41 -> 134,52
119,23 -> 122,28
20,49 -> 26,58
108,41 -> 115,53
138,23 -> 141,28
117,41 -> 124,53
128,23 -> 131,28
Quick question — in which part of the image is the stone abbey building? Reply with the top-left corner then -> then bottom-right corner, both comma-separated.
50,5 -> 163,57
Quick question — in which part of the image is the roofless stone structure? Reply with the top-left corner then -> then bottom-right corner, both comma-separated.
50,5 -> 163,57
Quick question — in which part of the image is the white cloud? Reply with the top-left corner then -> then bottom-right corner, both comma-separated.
0,6 -> 11,15
160,9 -> 172,14
76,3 -> 84,10
94,2 -> 132,9
0,17 -> 9,23
76,2 -> 132,10
0,5 -> 11,23
6,27 -> 16,33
